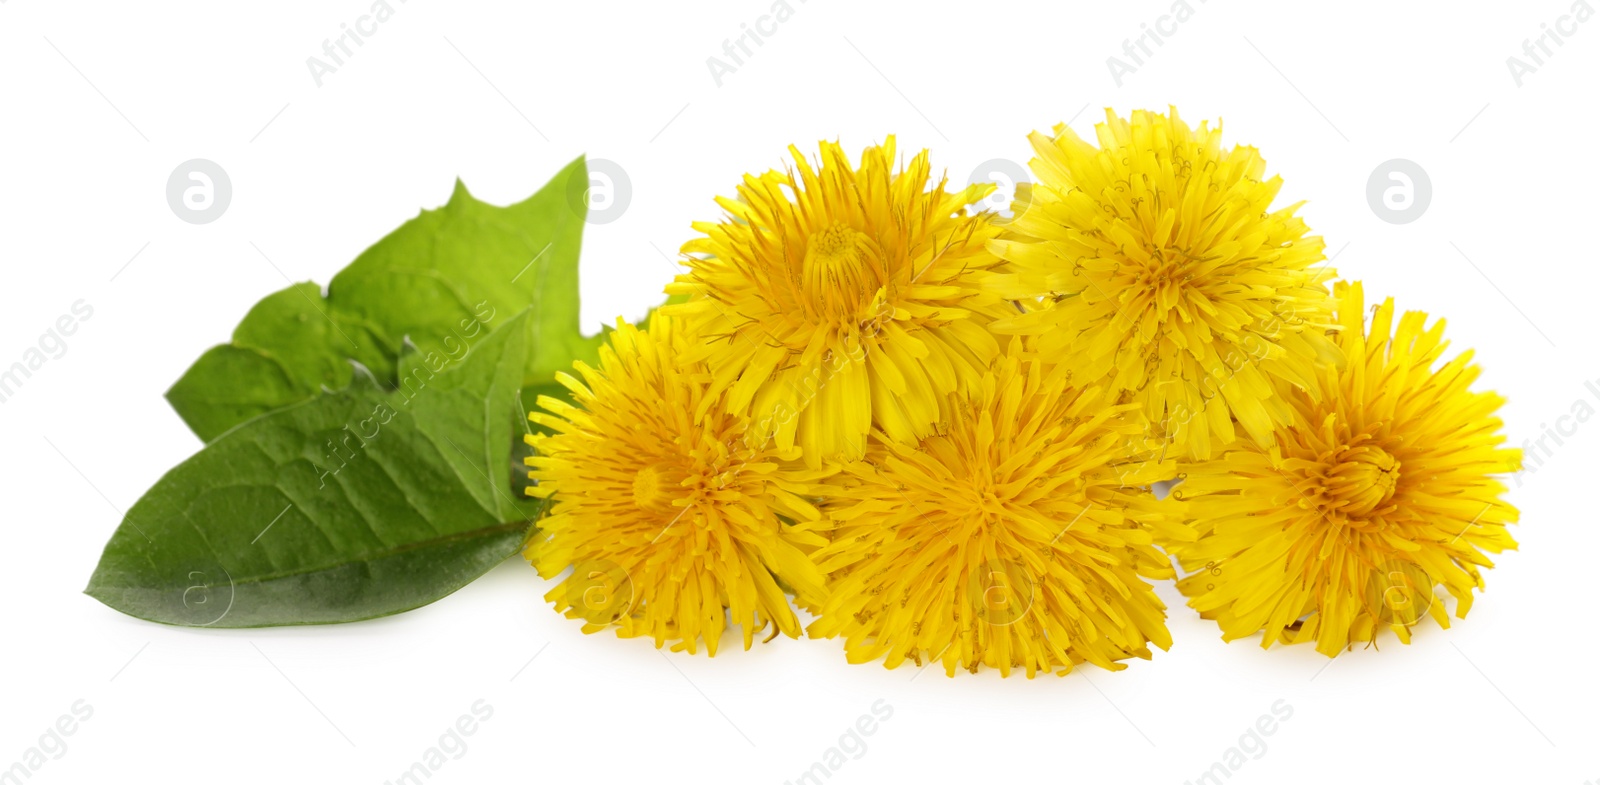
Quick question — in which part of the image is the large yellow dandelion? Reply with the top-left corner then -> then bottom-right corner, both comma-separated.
664,138 -> 1011,466
804,340 -> 1188,677
525,314 -> 832,655
987,108 -> 1339,461
1170,281 -> 1521,656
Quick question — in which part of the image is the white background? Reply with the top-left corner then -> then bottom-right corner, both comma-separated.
2,1 -> 1597,782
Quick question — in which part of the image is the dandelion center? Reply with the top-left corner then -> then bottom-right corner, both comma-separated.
1134,250 -> 1199,317
632,462 -> 685,513
949,480 -> 1006,523
802,223 -> 873,318
1326,443 -> 1399,518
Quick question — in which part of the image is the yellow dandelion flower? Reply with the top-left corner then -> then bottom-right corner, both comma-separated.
1170,281 -> 1522,656
804,340 -> 1187,678
664,138 -> 1011,466
987,107 -> 1339,461
525,314 -> 832,655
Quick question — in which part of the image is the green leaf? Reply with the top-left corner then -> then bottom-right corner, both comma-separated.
87,311 -> 537,627
167,158 -> 603,442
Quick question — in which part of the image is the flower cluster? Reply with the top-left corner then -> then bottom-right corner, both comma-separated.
525,109 -> 1522,675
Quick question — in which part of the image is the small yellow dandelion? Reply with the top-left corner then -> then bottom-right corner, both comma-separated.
664,138 -> 1011,466
804,340 -> 1187,677
1169,281 -> 1521,656
987,107 -> 1339,461
525,314 -> 832,655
